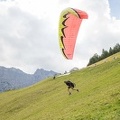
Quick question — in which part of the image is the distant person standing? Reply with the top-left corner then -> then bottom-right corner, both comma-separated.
64,80 -> 79,95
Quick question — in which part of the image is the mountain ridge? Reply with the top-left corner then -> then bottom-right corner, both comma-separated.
0,66 -> 57,92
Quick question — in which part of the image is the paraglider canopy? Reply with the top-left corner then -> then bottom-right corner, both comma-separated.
58,7 -> 88,59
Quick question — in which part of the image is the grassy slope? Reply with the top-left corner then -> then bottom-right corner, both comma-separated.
0,52 -> 120,120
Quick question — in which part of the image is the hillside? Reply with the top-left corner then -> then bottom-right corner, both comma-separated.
0,52 -> 120,120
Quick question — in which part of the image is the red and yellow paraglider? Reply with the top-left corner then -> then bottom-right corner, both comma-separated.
58,7 -> 88,59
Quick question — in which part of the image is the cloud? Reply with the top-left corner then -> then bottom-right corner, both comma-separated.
0,0 -> 120,73
0,4 -> 61,73
0,0 -> 7,2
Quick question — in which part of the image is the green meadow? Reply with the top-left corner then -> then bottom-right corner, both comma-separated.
0,52 -> 120,120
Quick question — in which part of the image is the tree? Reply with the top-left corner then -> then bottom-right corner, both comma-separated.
87,53 -> 99,66
109,47 -> 113,56
99,49 -> 109,60
113,43 -> 120,53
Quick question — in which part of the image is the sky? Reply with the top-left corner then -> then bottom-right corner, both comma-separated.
0,0 -> 120,74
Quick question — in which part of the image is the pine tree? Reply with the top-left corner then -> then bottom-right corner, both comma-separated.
113,43 -> 120,53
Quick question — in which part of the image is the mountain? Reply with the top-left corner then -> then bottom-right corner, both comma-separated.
34,68 -> 57,80
0,67 -> 57,92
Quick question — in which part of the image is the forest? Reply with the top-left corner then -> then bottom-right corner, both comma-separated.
87,43 -> 120,66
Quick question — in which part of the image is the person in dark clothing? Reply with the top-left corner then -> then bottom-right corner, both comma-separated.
64,80 -> 79,95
